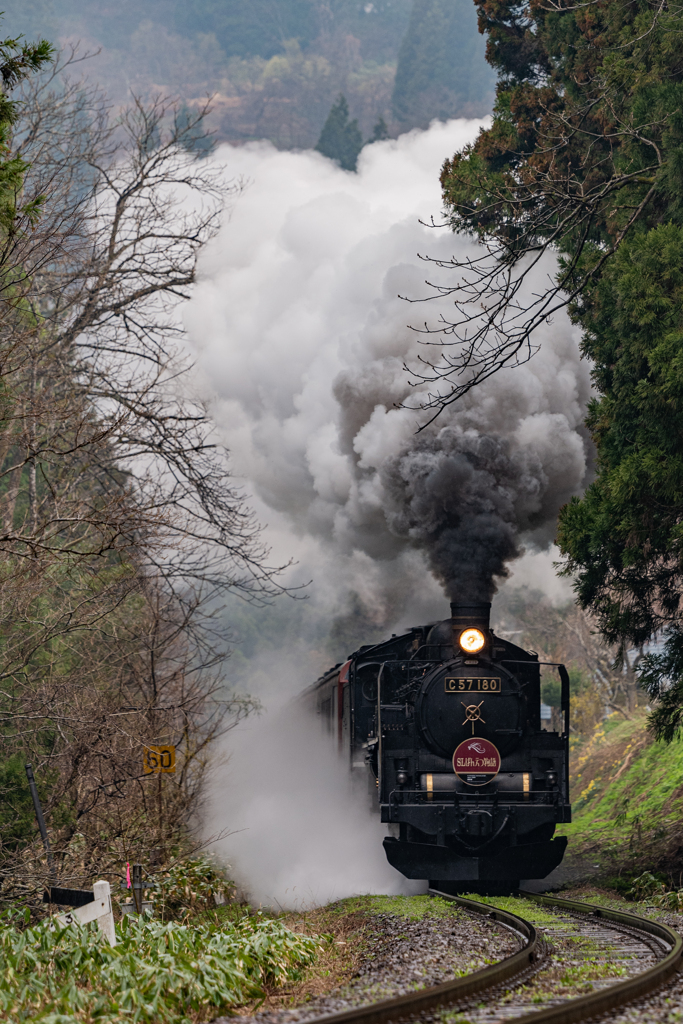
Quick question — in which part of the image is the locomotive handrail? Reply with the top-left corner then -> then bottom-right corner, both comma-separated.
409,644 -> 453,661
558,664 -> 570,803
499,658 -> 571,803
387,788 -> 556,805
376,664 -> 385,798
558,664 -> 570,739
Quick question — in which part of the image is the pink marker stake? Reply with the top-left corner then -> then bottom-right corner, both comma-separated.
126,862 -> 131,888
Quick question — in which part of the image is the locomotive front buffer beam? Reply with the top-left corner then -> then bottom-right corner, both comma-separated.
380,800 -> 569,835
382,834 -> 568,881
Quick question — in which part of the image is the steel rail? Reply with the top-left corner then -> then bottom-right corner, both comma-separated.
506,889 -> 683,1024
304,894 -> 539,1024
305,889 -> 683,1024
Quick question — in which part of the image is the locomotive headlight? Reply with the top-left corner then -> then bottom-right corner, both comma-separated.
459,627 -> 486,654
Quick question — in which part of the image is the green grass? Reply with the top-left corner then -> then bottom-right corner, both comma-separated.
557,710 -> 683,879
0,905 -> 320,1022
458,895 -> 559,928
558,959 -> 626,985
328,894 -> 462,920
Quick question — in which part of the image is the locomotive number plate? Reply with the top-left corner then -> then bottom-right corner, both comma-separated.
445,677 -> 502,693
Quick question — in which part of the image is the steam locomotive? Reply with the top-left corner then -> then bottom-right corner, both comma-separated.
305,601 -> 570,891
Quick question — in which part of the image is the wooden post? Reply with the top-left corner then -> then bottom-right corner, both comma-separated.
158,772 -> 164,862
25,763 -> 56,882
55,880 -> 116,946
132,863 -> 143,913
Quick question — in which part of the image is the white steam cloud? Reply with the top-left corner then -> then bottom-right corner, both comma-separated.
187,119 -> 591,619
186,120 -> 592,905
204,697 -> 426,908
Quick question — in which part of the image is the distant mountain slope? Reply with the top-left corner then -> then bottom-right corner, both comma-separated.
2,0 -> 493,148
392,0 -> 494,126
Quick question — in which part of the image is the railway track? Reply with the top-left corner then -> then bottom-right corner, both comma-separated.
305,890 -> 683,1024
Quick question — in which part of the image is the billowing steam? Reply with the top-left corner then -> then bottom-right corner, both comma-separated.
186,118 -> 591,617
186,120 -> 592,906
203,697 -> 426,907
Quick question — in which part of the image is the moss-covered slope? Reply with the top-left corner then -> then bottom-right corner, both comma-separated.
557,711 -> 683,881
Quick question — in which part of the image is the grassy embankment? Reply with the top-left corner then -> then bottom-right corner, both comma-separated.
557,709 -> 683,886
0,888 -> 458,1022
10,731 -> 683,1024
0,904 -> 320,1024
0,858 -> 324,1024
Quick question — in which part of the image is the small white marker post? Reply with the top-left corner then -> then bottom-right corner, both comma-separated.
55,880 -> 116,946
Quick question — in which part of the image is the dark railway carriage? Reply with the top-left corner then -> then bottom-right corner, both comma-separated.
303,601 -> 571,891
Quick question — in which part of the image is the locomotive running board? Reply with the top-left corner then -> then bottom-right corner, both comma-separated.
383,835 -> 567,880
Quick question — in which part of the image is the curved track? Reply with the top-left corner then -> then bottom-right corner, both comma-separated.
305,890 -> 683,1024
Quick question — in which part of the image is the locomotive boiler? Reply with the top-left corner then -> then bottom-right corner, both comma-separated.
305,601 -> 570,891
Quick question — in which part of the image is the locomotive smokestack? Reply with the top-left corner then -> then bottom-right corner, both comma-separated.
450,601 -> 491,654
450,602 -> 491,633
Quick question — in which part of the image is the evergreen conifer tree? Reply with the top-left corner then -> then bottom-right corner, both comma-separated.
435,2 -> 683,739
391,0 -> 494,127
315,94 -> 363,172
368,116 -> 389,143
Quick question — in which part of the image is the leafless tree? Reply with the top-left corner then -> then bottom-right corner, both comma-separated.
401,3 -> 679,417
497,593 -> 642,734
0,52 -> 279,892
1,48 -> 285,599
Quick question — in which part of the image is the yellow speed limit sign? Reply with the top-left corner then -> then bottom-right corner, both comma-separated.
144,745 -> 176,774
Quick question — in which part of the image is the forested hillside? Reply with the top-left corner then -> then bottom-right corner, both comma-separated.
392,0 -> 493,127
1,0 -> 494,149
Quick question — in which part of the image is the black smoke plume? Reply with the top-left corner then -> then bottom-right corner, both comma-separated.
381,427 -> 546,601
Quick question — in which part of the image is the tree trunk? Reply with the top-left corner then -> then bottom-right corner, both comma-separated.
1,458 -> 23,534
27,362 -> 36,535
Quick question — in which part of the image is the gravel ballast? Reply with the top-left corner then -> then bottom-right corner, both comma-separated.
556,890 -> 683,1024
213,895 -> 521,1024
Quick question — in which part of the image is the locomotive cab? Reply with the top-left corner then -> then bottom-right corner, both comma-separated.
307,600 -> 571,892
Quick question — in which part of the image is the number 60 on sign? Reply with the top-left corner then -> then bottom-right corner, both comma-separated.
144,746 -> 176,774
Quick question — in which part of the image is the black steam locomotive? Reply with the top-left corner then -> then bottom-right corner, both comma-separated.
305,601 -> 570,891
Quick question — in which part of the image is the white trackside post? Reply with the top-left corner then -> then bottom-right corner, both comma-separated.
55,880 -> 116,946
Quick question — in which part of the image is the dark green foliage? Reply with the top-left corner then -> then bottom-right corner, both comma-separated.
638,631 -> 683,744
392,0 -> 495,126
438,3 -> 683,740
557,223 -> 683,735
0,35 -> 52,91
0,755 -> 48,851
315,94 -> 363,171
440,4 -> 683,252
368,115 -> 389,143
0,28 -> 53,231
558,225 -> 683,644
